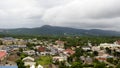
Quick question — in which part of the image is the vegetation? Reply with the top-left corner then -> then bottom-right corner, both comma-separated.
71,62 -> 83,68
94,62 -> 106,68
1,34 -> 120,68
36,56 -> 52,66
16,59 -> 26,68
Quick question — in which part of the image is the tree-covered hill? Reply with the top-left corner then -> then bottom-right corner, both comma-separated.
0,25 -> 120,36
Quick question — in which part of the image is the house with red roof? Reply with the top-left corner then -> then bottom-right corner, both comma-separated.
55,40 -> 64,45
38,46 -> 46,52
115,40 -> 120,45
0,50 -> 7,61
55,40 -> 65,48
95,54 -> 113,62
63,48 -> 75,56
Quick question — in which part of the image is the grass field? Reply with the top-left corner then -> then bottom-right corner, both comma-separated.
36,56 -> 52,66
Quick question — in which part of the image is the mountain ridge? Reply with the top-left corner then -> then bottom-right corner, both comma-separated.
0,25 -> 119,36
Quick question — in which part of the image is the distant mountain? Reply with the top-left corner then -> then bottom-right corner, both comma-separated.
0,25 -> 120,36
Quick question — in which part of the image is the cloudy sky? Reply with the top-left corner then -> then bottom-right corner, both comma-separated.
0,0 -> 120,30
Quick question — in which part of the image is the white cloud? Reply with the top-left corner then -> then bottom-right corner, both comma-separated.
0,0 -> 120,31
42,0 -> 120,30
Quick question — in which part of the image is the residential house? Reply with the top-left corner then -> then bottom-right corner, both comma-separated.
57,48 -> 64,53
50,47 -> 58,55
98,50 -> 106,56
38,46 -> 46,52
17,45 -> 27,50
92,46 -> 100,51
0,50 -> 7,62
114,40 -> 120,45
30,65 -> 35,68
52,56 -> 67,63
63,48 -> 75,56
15,39 -> 27,45
1,37 -> 14,45
55,40 -> 65,48
80,56 -> 86,62
17,45 -> 27,48
40,52 -> 52,56
95,54 -> 113,62
71,46 -> 76,50
85,56 -> 93,64
22,56 -> 36,68
23,50 -> 35,55
99,43 -> 120,49
0,66 -> 18,68
37,64 -> 43,68
82,46 -> 91,51
80,56 -> 93,64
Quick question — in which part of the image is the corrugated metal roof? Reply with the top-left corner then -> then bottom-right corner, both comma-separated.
0,66 -> 18,68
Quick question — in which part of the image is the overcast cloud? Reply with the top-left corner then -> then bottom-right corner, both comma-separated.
0,0 -> 120,30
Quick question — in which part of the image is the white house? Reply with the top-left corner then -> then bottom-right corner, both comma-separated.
23,50 -> 35,55
22,56 -> 36,68
82,47 -> 91,51
99,43 -> 120,49
52,56 -> 67,63
37,64 -> 43,68
30,65 -> 35,68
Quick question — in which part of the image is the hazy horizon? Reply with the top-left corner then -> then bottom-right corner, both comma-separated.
0,0 -> 120,31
